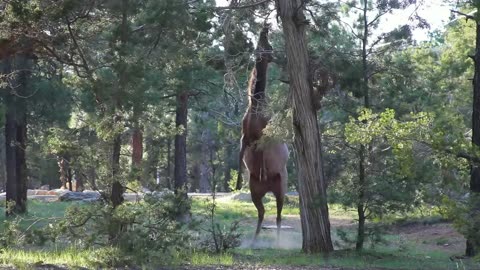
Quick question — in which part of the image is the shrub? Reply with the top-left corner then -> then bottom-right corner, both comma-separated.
46,191 -> 195,267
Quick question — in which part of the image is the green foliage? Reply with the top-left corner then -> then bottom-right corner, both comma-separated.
38,193 -> 195,266
328,108 -> 435,220
0,218 -> 24,247
228,169 -> 239,192
345,108 -> 432,149
441,194 -> 480,254
200,219 -> 242,253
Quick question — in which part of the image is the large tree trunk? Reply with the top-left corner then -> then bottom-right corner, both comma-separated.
277,0 -> 333,253
466,17 -> 480,257
174,91 -> 189,220
4,53 -> 30,216
5,90 -> 19,214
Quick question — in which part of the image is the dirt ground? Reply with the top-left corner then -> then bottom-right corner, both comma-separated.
389,222 -> 466,255
239,214 -> 466,256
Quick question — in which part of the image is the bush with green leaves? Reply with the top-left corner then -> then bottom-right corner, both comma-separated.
198,194 -> 242,253
442,194 -> 480,258
42,192 -> 196,267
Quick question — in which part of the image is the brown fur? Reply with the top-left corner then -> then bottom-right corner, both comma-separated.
237,27 -> 289,242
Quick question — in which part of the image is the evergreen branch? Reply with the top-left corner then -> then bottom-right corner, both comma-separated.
65,17 -> 94,80
451,10 -> 475,21
367,8 -> 392,28
215,0 -> 271,10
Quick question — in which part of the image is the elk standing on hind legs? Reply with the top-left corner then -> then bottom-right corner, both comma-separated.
236,26 -> 289,244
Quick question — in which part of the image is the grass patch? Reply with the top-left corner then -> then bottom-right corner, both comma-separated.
189,251 -> 234,266
191,194 -> 356,222
0,200 -> 72,230
0,247 -> 95,269
1,198 -> 477,269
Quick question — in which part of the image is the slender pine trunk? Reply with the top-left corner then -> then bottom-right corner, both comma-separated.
110,133 -> 123,207
109,0 -> 129,208
356,145 -> 367,250
466,16 -> 480,257
355,0 -> 370,251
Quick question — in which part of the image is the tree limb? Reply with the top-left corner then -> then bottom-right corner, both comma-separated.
451,10 -> 475,21
215,0 -> 271,10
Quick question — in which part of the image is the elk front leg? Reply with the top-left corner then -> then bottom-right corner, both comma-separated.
236,135 -> 247,190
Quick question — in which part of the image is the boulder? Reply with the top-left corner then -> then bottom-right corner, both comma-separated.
59,191 -> 101,202
230,192 -> 251,202
52,189 -> 70,195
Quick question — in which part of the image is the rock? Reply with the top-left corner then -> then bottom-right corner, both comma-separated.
59,191 -> 101,202
39,185 -> 50,190
230,192 -> 251,202
52,189 -> 70,195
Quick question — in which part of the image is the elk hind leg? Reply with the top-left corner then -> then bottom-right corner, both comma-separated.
250,179 -> 266,242
273,173 -> 284,245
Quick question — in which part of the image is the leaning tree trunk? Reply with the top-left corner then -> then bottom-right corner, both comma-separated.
466,16 -> 480,257
277,0 -> 334,253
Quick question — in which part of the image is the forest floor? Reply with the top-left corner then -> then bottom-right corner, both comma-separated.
0,193 -> 479,269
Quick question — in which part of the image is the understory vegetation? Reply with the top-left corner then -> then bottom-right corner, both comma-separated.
0,197 -> 479,269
